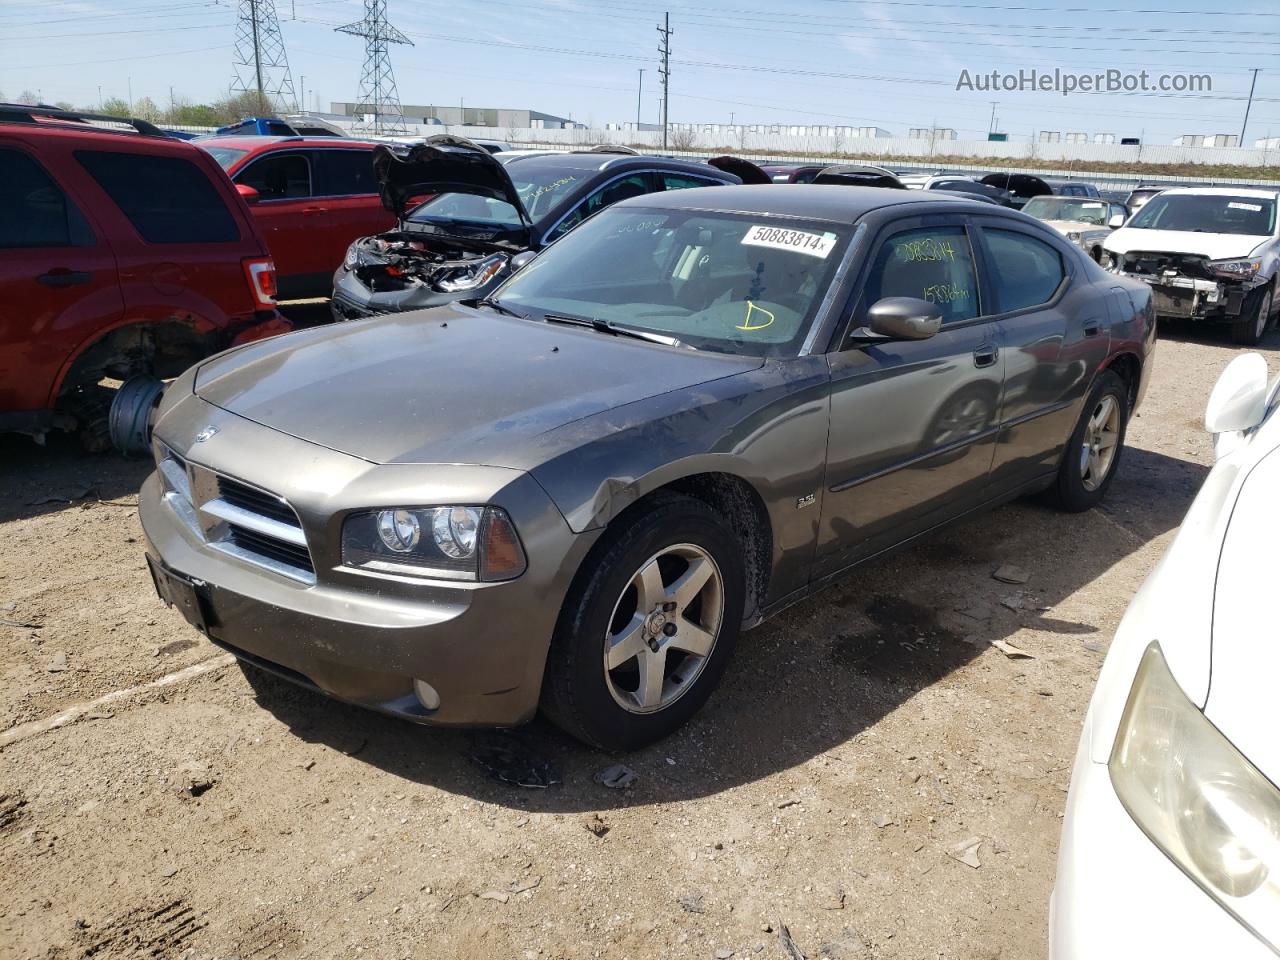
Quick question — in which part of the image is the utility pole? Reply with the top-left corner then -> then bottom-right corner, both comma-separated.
1241,68 -> 1261,146
988,101 -> 998,134
299,75 -> 304,114
127,77 -> 132,113
636,68 -> 643,129
657,12 -> 671,150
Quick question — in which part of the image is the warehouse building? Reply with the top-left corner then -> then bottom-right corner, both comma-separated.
328,103 -> 581,129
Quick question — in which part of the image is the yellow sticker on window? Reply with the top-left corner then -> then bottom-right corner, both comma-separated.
737,301 -> 776,330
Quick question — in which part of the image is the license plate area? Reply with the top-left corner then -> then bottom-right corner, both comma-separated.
146,554 -> 210,634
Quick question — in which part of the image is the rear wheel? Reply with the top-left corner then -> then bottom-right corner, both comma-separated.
1047,369 -> 1128,512
1231,283 -> 1273,346
541,494 -> 744,752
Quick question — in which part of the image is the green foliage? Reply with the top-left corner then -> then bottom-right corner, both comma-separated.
99,97 -> 131,117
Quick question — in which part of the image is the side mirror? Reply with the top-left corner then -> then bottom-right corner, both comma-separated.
235,183 -> 261,205
1206,352 -> 1268,442
508,250 -> 537,273
850,297 -> 943,344
1108,212 -> 1126,229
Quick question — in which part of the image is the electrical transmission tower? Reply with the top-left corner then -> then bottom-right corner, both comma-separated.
230,0 -> 299,114
656,12 -> 671,151
336,0 -> 413,135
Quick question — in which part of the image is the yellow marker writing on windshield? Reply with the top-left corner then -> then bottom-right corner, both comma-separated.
737,300 -> 775,331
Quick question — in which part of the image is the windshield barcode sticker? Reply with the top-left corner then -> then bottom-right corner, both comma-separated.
1083,202 -> 1104,208
1228,202 -> 1263,211
742,224 -> 837,258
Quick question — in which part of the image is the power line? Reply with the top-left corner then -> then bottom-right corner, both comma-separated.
335,0 -> 412,135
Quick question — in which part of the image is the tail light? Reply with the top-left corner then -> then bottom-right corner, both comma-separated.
242,257 -> 277,309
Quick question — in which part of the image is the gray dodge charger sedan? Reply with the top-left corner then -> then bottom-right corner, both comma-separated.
141,185 -> 1155,750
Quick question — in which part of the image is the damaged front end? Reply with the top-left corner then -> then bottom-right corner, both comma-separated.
1107,250 -> 1266,321
333,233 -> 509,319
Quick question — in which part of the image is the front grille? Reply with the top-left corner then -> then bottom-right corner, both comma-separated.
217,476 -> 299,527
227,525 -> 315,573
1119,251 -> 1209,279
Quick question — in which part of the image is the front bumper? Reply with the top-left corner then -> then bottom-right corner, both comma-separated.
1113,271 -> 1255,321
330,267 -> 499,321
139,401 -> 594,727
1051,713 -> 1272,958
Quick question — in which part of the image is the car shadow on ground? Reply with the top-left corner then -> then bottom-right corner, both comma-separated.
238,444 -> 1208,812
1157,318 -> 1280,352
0,434 -> 152,525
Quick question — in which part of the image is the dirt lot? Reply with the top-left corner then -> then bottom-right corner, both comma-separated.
1,322 -> 1274,960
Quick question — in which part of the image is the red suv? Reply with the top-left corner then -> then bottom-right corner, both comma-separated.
199,137 -> 396,299
0,104 -> 288,447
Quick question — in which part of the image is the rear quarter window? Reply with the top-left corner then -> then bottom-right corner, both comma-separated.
0,148 -> 95,248
75,150 -> 239,244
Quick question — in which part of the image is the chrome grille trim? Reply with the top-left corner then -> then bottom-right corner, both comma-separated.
199,498 -> 309,547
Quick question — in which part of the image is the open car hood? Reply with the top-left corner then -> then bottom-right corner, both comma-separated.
707,156 -> 772,184
373,135 -> 532,227
813,164 -> 905,189
981,172 -> 1052,199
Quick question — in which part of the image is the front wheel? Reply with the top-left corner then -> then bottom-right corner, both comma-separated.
541,494 -> 745,752
1047,369 -> 1128,512
1231,283 -> 1273,346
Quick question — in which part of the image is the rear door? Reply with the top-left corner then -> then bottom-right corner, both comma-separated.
816,214 -> 1004,575
231,148 -> 320,294
976,219 -> 1108,493
0,143 -> 122,414
308,147 -> 396,292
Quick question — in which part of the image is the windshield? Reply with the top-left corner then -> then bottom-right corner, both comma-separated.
1022,196 -> 1109,225
406,166 -> 584,228
200,146 -> 249,171
1127,194 -> 1277,236
493,207 -> 852,358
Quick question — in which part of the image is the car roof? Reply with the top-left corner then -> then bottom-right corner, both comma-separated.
499,151 -> 729,177
1155,186 -> 1280,199
610,182 -> 988,222
199,135 -> 380,151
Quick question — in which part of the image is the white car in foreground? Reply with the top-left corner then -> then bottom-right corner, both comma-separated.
1052,353 -> 1280,958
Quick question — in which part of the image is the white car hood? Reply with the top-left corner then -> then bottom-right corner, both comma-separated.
1104,227 -> 1269,260
1204,441 -> 1280,783
1044,218 -> 1107,235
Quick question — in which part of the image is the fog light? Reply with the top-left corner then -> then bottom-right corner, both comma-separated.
414,679 -> 441,711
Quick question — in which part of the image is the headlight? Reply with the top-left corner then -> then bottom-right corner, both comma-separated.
1100,252 -> 1116,270
1207,258 -> 1262,281
344,243 -> 361,270
1110,643 -> 1280,948
435,254 -> 507,293
1067,231 -> 1082,242
341,505 -> 526,581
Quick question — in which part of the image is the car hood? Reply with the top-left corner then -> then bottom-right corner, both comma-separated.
1203,445 -> 1280,783
373,135 -> 532,226
193,305 -> 763,467
1043,218 -> 1108,234
706,155 -> 771,184
1104,227 -> 1270,260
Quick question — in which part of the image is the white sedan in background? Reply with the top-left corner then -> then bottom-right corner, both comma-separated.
1052,353 -> 1280,957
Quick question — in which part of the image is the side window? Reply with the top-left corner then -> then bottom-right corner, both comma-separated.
546,173 -> 651,243
76,150 -> 238,244
235,152 -> 312,200
0,148 -> 94,248
313,150 -> 377,196
661,173 -> 717,191
861,225 -> 979,325
983,228 -> 1066,313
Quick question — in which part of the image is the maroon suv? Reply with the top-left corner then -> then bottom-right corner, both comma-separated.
0,104 -> 290,448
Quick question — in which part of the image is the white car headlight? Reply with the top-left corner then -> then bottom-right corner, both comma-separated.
1110,642 -> 1280,949
344,243 -> 361,270
1067,231 -> 1082,242
341,506 -> 526,581
1207,258 -> 1262,281
435,254 -> 508,293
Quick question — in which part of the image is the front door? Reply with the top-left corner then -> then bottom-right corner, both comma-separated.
816,217 -> 1004,576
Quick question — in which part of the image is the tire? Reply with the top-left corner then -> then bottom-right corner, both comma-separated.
1047,369 -> 1128,513
541,493 -> 745,752
1231,282 -> 1273,346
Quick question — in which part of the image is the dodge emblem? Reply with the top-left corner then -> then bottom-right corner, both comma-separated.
194,426 -> 218,443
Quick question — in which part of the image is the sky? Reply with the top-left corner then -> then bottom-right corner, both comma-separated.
2,0 -> 1279,144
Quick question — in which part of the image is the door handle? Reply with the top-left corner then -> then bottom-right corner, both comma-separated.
1083,320 -> 1102,337
973,343 -> 998,368
37,269 -> 92,287
301,206 -> 328,214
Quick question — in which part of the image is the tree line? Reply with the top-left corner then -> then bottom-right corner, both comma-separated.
2,89 -> 284,127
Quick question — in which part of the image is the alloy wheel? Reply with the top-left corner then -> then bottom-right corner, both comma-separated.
602,543 -> 724,715
1079,394 -> 1120,492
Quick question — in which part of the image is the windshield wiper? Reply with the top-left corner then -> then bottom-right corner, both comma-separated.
541,313 -> 688,349
475,297 -> 526,318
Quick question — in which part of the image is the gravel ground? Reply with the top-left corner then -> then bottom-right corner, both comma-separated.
1,321 -> 1275,960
